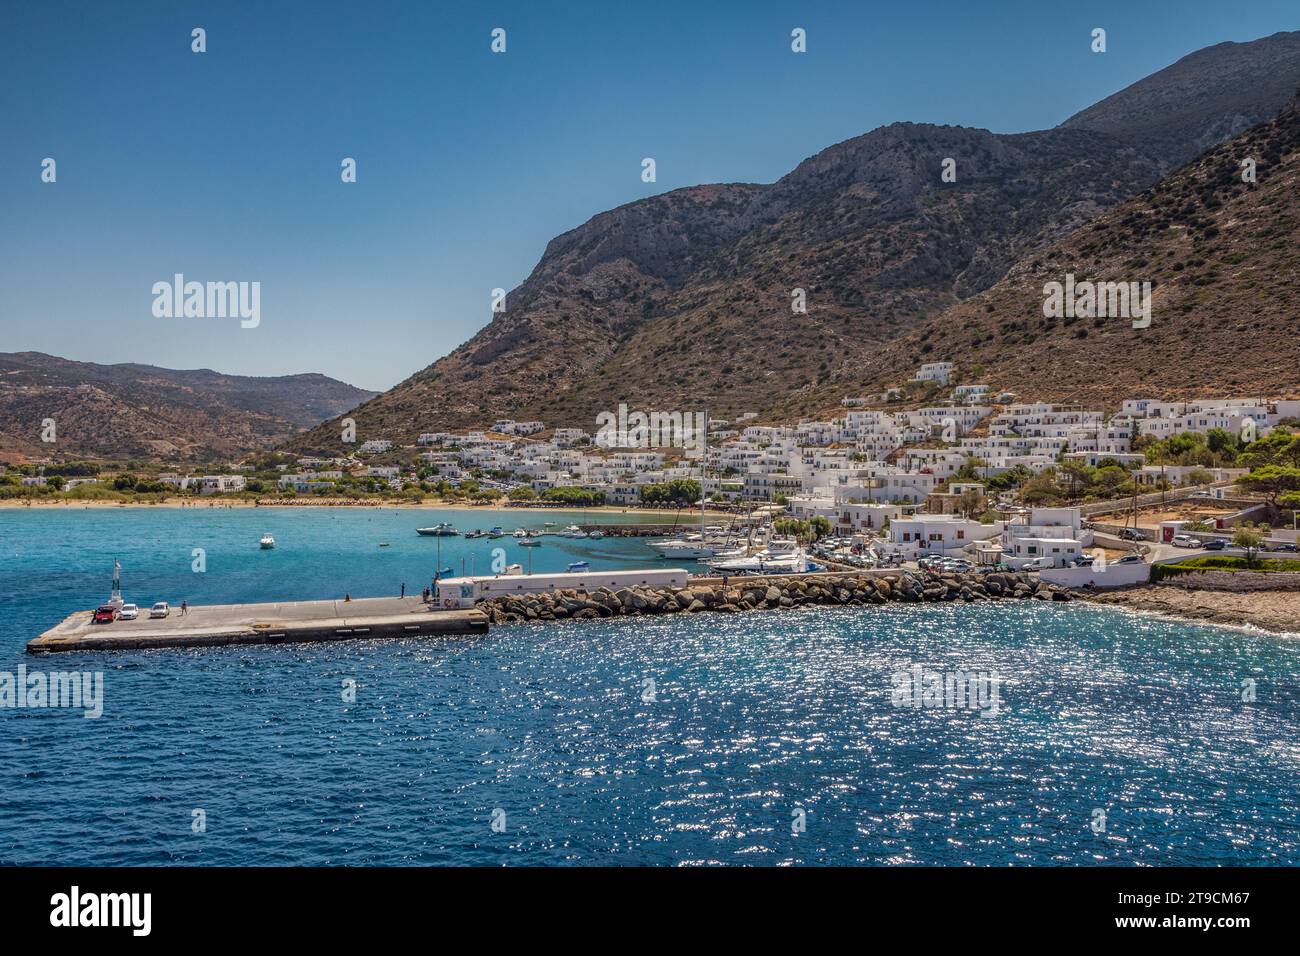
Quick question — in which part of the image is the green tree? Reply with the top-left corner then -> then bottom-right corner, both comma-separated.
1231,523 -> 1267,567
1238,465 -> 1300,508
958,487 -> 986,518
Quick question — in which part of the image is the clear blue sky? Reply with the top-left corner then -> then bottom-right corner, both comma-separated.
1,0 -> 1295,391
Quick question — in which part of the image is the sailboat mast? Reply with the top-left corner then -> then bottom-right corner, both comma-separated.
700,409 -> 708,539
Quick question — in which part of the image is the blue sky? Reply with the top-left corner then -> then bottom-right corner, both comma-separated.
1,0 -> 1295,391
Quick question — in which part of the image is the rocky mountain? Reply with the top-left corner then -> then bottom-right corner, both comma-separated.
0,352 -> 377,461
1061,30 -> 1300,168
289,31 -> 1300,452
841,92 -> 1300,413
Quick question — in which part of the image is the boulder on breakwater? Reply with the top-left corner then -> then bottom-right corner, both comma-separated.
478,570 -> 1071,625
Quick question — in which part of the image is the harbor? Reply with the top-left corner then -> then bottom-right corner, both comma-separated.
27,596 -> 487,653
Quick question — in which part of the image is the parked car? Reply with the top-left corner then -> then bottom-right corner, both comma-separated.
1115,553 -> 1145,564
92,604 -> 119,624
1118,528 -> 1145,541
1023,556 -> 1055,571
118,603 -> 140,620
1202,539 -> 1226,551
149,601 -> 170,619
1072,554 -> 1095,567
1171,534 -> 1202,548
1273,543 -> 1298,553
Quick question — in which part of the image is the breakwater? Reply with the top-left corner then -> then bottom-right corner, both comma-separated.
480,569 -> 1071,623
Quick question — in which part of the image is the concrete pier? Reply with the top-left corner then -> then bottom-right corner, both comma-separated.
27,596 -> 488,654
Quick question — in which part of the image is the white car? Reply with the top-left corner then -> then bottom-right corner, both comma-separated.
118,603 -> 139,620
1171,535 -> 1202,548
149,601 -> 170,618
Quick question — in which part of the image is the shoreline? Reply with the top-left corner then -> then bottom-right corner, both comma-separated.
1078,585 -> 1300,636
0,498 -> 728,518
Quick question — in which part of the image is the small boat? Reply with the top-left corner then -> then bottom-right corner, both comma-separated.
708,540 -> 810,575
417,523 -> 460,536
378,542 -> 390,548
519,536 -> 542,547
259,533 -> 275,549
512,528 -> 528,538
587,529 -> 603,539
487,527 -> 504,539
434,566 -> 453,579
560,524 -> 585,538
566,561 -> 589,572
465,529 -> 485,539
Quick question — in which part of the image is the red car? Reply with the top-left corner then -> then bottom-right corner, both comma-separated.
92,604 -> 119,624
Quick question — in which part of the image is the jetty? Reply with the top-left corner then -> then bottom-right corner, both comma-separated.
28,596 -> 488,654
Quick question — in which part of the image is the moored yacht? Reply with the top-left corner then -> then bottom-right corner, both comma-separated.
707,539 -> 810,574
259,533 -> 276,549
417,523 -> 460,536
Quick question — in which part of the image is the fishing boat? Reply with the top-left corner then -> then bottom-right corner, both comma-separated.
417,523 -> 460,536
464,529 -> 485,539
518,535 -> 542,547
259,533 -> 276,549
566,561 -> 589,572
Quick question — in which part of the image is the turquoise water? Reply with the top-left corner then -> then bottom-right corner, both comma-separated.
1,508 -> 1298,866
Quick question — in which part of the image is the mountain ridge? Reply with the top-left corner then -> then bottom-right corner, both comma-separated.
0,352 -> 377,461
282,30 -> 1300,452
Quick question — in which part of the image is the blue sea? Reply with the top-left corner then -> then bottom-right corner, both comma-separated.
1,507 -> 1298,866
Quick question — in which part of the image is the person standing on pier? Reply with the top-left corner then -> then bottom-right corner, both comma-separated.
180,600 -> 188,616
400,582 -> 406,598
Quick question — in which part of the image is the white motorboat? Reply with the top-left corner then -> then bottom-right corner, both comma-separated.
259,533 -> 276,549
651,539 -> 722,559
587,529 -> 603,539
650,531 -> 745,560
708,539 -> 810,574
417,523 -> 460,536
559,524 -> 585,538
512,528 -> 528,538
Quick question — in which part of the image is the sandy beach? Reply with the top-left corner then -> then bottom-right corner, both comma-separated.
1080,585 -> 1300,636
0,497 -> 730,519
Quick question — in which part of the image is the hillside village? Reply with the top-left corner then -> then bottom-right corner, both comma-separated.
14,360 -> 1297,584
